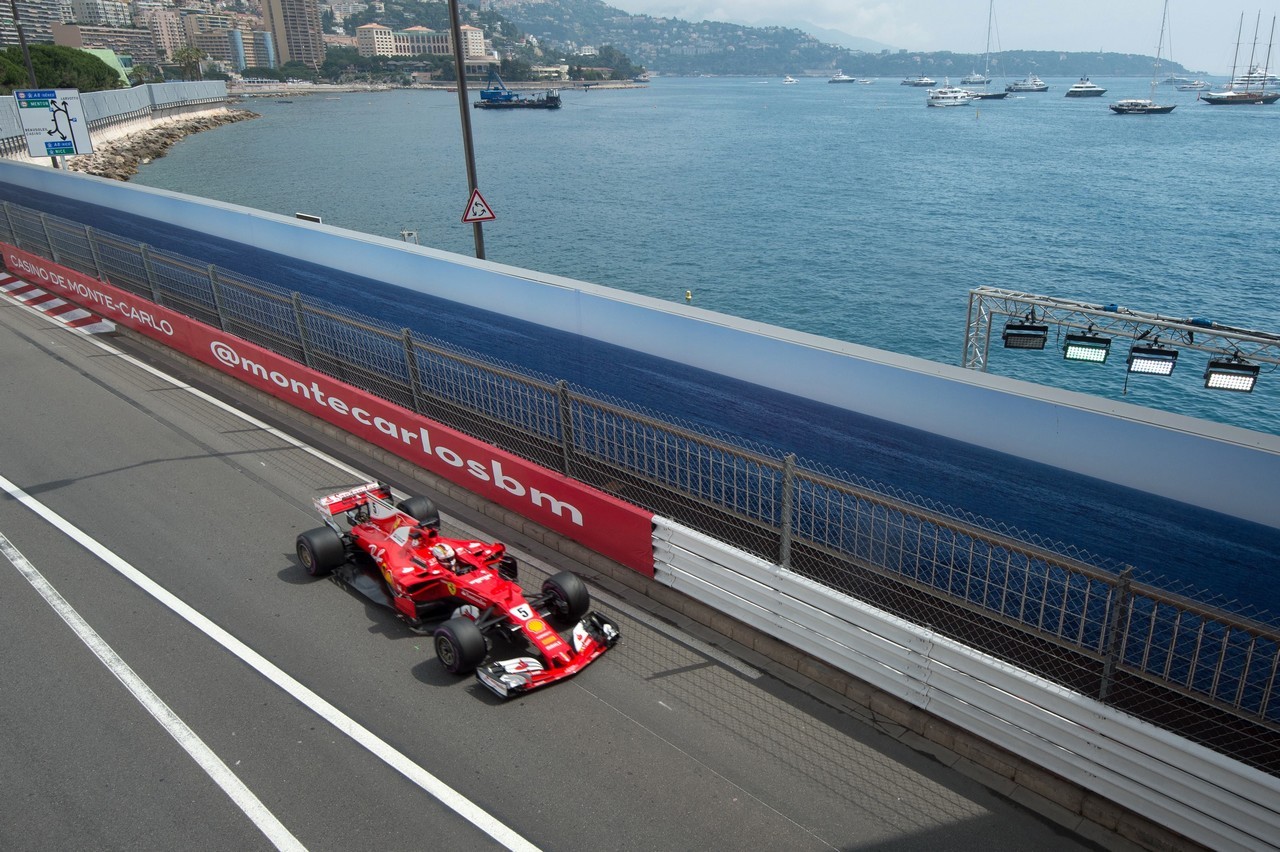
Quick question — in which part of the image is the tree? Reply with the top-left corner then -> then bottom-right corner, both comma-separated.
0,45 -> 124,93
172,46 -> 205,81
242,66 -> 284,82
128,63 -> 165,86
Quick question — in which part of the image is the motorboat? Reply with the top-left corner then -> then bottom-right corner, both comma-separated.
1109,98 -> 1176,114
1064,76 -> 1107,97
783,75 -> 798,84
828,70 -> 856,83
901,75 -> 936,87
1005,73 -> 1048,92
1175,80 -> 1210,90
926,82 -> 975,107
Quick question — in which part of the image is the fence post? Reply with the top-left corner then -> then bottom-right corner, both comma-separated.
1098,566 -> 1135,702
207,265 -> 227,330
557,380 -> 574,476
85,225 -> 103,279
292,292 -> 314,368
0,202 -> 14,247
779,453 -> 796,571
403,328 -> 424,412
38,213 -> 58,264
139,244 -> 162,304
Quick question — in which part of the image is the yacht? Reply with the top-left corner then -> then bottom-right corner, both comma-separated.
1110,98 -> 1176,114
1005,73 -> 1049,92
926,82 -> 975,107
783,75 -> 798,84
1064,77 -> 1107,97
1109,0 -> 1177,115
901,75 -> 936,87
828,70 -> 856,83
1175,80 -> 1210,90
960,71 -> 990,84
1231,64 -> 1280,86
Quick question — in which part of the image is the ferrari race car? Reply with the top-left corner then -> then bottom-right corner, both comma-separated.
295,482 -> 620,698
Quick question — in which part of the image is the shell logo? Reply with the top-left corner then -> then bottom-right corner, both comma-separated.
527,618 -> 546,633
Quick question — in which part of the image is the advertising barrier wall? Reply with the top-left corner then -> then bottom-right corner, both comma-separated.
3,243 -> 655,576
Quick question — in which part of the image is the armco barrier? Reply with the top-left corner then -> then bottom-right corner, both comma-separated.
652,518 -> 1280,851
1,243 -> 655,576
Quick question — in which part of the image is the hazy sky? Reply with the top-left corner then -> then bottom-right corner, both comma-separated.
616,1 -> 1280,75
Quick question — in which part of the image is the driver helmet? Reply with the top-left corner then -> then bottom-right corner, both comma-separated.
429,542 -> 456,566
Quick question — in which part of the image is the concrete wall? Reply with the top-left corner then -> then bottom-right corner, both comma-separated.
3,160 -> 1278,529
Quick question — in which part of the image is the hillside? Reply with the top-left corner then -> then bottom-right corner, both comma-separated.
490,0 -> 1191,77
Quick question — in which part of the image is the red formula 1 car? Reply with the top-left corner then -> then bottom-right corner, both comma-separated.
295,482 -> 620,698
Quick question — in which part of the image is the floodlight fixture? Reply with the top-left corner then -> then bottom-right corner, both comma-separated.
1062,332 -> 1112,363
1126,345 -> 1179,376
1203,359 -> 1259,393
1002,322 -> 1049,350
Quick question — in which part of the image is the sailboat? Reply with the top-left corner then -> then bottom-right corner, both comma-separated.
968,0 -> 1010,99
1110,0 -> 1177,114
1200,12 -> 1280,104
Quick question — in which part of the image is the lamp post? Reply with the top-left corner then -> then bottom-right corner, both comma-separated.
7,0 -> 35,88
447,0 -> 484,260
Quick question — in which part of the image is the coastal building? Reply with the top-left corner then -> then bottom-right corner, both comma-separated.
0,0 -> 64,48
356,22 -> 486,60
69,0 -> 132,28
51,22 -> 160,64
134,3 -> 184,62
230,30 -> 278,70
262,0 -> 325,69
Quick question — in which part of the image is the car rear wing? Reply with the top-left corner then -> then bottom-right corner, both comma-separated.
315,482 -> 394,516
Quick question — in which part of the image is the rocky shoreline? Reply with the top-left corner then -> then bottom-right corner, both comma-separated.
66,109 -> 259,181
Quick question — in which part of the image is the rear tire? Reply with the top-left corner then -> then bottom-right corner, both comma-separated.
296,527 -> 345,577
434,618 -> 487,674
542,572 -> 590,622
397,495 -> 440,529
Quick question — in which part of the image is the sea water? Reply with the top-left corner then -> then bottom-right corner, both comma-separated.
133,76 -> 1280,435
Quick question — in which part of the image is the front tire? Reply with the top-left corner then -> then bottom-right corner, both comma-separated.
296,526 -> 346,577
542,572 -> 590,622
397,495 -> 440,529
434,618 -> 487,674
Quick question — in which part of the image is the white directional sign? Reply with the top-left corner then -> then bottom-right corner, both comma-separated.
461,188 -> 496,223
14,89 -> 94,158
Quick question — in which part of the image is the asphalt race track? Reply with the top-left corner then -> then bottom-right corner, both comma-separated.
0,287 -> 1107,848
1,183 -> 1276,615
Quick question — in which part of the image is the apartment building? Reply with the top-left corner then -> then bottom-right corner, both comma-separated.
262,0 -> 325,69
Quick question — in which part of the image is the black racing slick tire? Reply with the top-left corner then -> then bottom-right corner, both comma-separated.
542,572 -> 591,622
296,526 -> 346,577
434,618 -> 487,674
397,495 -> 440,529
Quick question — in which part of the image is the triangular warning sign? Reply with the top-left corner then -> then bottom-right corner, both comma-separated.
461,188 -> 496,223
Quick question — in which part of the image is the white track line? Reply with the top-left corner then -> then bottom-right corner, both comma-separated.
0,474 -> 542,852
0,532 -> 305,852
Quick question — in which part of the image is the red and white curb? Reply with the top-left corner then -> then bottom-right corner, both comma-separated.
0,271 -> 117,334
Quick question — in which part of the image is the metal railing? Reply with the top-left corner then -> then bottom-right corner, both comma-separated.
3,200 -> 1276,775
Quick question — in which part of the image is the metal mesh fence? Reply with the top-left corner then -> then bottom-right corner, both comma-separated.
3,200 -> 1276,775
